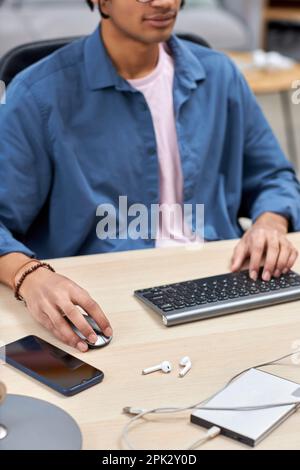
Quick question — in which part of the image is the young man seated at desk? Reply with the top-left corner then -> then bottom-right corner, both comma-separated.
0,0 -> 300,351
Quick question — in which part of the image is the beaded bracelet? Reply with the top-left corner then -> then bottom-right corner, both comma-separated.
11,258 -> 41,289
14,262 -> 55,302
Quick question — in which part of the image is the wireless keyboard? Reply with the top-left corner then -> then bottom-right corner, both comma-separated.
134,270 -> 300,326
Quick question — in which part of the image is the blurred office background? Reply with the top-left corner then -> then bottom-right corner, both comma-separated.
0,0 -> 300,170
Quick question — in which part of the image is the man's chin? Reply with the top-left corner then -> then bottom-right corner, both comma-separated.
141,29 -> 175,45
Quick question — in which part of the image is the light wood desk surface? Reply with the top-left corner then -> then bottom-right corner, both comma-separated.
227,52 -> 300,95
264,7 -> 300,24
2,234 -> 300,450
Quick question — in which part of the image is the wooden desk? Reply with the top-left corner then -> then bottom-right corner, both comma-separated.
2,235 -> 300,450
228,52 -> 300,95
264,7 -> 300,24
227,51 -> 300,171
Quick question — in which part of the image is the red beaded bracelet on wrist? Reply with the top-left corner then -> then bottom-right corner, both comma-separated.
14,262 -> 55,302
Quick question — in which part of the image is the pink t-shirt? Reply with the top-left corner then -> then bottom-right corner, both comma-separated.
128,44 -> 199,247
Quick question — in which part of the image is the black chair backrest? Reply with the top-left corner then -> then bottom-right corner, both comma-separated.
0,33 -> 210,86
0,37 -> 81,86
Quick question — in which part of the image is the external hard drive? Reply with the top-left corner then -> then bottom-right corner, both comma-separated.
191,368 -> 300,447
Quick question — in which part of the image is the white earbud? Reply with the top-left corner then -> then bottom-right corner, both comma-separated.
142,361 -> 172,375
179,356 -> 192,377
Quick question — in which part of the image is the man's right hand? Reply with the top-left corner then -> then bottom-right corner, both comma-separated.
18,266 -> 113,352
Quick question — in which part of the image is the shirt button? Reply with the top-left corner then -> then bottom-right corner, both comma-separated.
148,147 -> 156,156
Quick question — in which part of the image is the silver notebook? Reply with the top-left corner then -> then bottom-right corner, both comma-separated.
191,368 -> 300,447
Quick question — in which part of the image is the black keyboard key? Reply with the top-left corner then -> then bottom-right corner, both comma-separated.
160,304 -> 173,309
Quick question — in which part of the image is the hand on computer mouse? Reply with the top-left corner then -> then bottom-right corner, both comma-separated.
65,314 -> 113,349
17,267 -> 113,352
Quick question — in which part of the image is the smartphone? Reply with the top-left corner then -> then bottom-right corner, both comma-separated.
1,335 -> 104,396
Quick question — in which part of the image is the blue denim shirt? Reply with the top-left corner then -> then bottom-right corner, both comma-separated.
1,26 -> 300,259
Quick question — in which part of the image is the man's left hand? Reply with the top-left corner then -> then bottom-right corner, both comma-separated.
231,212 -> 298,281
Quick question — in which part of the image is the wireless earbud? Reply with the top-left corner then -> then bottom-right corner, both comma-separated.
142,361 -> 172,375
179,356 -> 192,377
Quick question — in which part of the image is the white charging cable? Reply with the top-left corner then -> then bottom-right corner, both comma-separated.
187,426 -> 221,450
122,349 -> 300,450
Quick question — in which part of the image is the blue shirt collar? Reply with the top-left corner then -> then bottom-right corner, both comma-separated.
84,25 -> 206,91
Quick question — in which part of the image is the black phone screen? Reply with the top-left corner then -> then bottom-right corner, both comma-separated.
3,335 -> 103,394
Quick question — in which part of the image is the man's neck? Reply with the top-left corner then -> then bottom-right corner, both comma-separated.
101,22 -> 160,80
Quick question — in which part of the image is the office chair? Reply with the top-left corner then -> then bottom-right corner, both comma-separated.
0,33 -> 210,86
